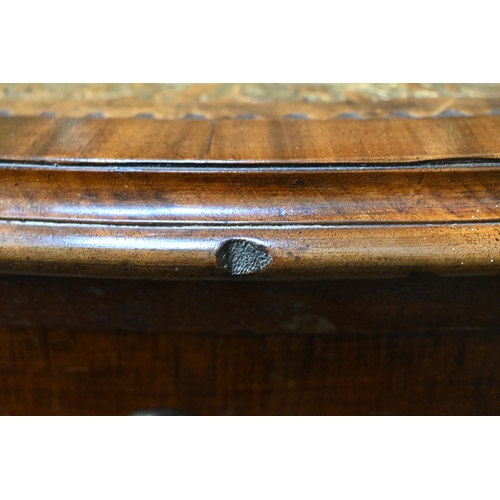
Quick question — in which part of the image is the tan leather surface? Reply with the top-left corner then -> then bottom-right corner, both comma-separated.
2,83 -> 500,119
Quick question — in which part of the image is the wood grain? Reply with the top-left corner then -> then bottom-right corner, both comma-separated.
3,325 -> 500,416
2,165 -> 500,224
1,273 -> 500,415
1,116 -> 500,279
2,273 -> 499,336
1,221 -> 499,279
1,113 -> 500,414
2,116 -> 500,164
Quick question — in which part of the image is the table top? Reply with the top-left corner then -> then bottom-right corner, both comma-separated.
1,85 -> 500,280
2,114 -> 500,164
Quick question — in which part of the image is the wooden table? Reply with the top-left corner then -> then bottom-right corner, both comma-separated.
1,85 -> 500,415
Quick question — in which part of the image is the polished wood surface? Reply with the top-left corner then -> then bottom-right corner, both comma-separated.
1,221 -> 500,279
1,110 -> 499,414
1,273 -> 499,415
2,115 -> 500,164
1,116 -> 500,279
4,166 -> 500,225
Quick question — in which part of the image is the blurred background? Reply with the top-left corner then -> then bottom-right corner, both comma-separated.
1,83 -> 500,119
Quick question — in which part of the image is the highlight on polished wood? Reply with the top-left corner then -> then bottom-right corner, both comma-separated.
1,115 -> 500,280
2,115 -> 500,164
2,82 -> 500,416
